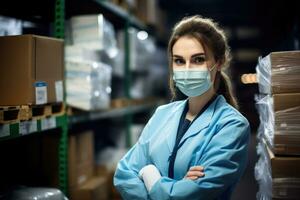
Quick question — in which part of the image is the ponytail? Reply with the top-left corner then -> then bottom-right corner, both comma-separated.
215,71 -> 239,110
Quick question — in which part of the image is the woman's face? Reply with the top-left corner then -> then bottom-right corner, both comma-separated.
172,35 -> 218,80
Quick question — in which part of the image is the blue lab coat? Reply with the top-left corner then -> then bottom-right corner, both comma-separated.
114,95 -> 250,200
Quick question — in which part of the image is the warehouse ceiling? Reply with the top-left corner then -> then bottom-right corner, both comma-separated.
158,0 -> 299,53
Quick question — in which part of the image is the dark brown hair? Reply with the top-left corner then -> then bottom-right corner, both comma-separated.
168,15 -> 239,109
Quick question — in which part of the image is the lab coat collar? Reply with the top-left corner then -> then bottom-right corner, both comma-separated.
166,95 -> 224,152
179,95 -> 223,146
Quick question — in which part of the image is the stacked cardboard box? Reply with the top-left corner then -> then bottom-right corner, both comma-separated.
255,51 -> 300,199
68,130 -> 109,200
255,139 -> 300,199
96,165 -> 122,200
0,35 -> 64,106
256,93 -> 300,155
256,51 -> 300,94
38,131 -> 108,199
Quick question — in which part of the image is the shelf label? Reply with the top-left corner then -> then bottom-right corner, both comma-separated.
35,81 -> 47,105
19,120 -> 37,135
0,124 -> 10,138
55,80 -> 63,102
41,117 -> 56,131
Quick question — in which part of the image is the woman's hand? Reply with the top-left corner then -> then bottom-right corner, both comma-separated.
184,166 -> 205,180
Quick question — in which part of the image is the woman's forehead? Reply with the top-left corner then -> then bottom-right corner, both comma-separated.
172,36 -> 214,59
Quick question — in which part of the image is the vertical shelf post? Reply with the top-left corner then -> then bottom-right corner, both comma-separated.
124,20 -> 133,148
54,0 -> 68,195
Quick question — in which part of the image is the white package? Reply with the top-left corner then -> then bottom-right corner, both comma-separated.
66,61 -> 112,111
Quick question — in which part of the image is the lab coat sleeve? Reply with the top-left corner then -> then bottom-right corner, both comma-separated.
113,110 -> 157,200
148,117 -> 250,200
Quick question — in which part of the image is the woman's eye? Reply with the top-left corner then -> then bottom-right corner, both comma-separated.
192,56 -> 205,64
174,58 -> 185,65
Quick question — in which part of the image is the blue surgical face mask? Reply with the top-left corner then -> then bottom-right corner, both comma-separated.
173,65 -> 216,97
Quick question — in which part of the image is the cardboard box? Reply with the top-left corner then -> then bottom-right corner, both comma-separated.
135,0 -> 157,25
95,165 -> 121,200
256,51 -> 300,94
0,35 -> 64,106
264,139 -> 300,178
69,176 -> 108,200
272,134 -> 300,155
256,93 -> 300,155
257,139 -> 300,199
273,93 -> 300,111
273,93 -> 300,155
68,131 -> 94,188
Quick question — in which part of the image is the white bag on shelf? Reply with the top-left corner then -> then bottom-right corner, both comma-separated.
70,14 -> 118,55
66,61 -> 112,111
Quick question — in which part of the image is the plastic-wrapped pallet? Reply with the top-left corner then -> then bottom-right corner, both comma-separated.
255,140 -> 272,200
256,51 -> 300,94
66,61 -> 112,111
0,16 -> 22,36
255,94 -> 300,155
67,14 -> 123,77
255,139 -> 300,200
70,14 -> 118,56
65,45 -> 114,64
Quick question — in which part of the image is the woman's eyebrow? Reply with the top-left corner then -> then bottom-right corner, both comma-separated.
191,53 -> 205,58
172,53 -> 206,59
172,55 -> 183,58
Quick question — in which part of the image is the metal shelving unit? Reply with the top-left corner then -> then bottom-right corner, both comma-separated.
68,0 -> 150,148
0,0 -> 161,197
0,115 -> 66,141
54,0 -> 68,195
69,101 -> 161,125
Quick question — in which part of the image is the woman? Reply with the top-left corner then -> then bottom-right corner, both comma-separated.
114,15 -> 250,200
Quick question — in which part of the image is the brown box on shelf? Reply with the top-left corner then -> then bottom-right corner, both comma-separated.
273,93 -> 300,155
96,165 -> 121,200
68,130 -> 94,188
264,140 -> 300,178
69,176 -> 108,200
257,51 -> 300,94
0,34 -> 64,106
257,93 -> 300,155
272,134 -> 300,155
273,93 -> 300,111
257,139 -> 300,199
135,0 -> 158,25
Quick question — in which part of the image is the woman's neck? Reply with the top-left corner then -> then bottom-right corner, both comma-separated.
186,87 -> 216,120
